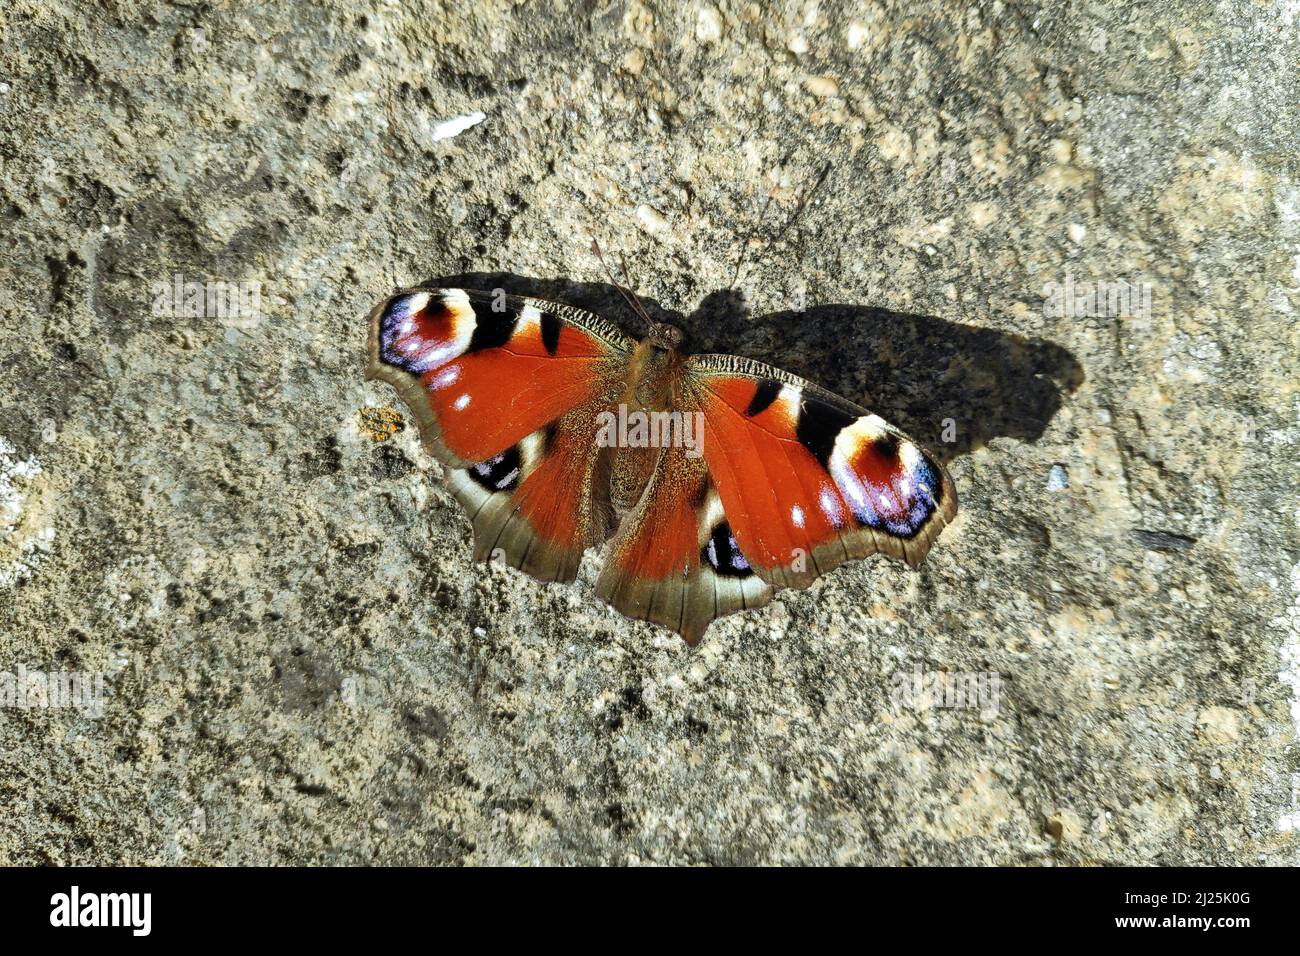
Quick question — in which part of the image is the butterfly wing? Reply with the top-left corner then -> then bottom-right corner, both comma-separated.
687,353 -> 957,589
593,444 -> 773,645
594,352 -> 956,644
367,287 -> 634,582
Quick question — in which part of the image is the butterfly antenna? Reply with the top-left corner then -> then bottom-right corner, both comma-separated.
731,160 -> 833,290
590,239 -> 655,331
617,252 -> 656,328
729,170 -> 781,289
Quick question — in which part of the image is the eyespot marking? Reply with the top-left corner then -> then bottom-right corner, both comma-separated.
468,445 -> 522,493
702,521 -> 752,578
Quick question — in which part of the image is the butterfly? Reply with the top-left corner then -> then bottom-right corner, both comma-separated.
366,282 -> 957,645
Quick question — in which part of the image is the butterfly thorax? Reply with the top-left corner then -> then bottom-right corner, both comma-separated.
625,325 -> 686,411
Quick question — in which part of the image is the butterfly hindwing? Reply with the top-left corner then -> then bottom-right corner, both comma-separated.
594,444 -> 772,644
368,287 -> 633,582
446,406 -> 620,582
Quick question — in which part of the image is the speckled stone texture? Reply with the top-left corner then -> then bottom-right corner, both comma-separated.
1,0 -> 1297,865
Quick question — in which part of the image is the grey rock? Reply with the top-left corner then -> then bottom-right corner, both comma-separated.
0,0 -> 1296,865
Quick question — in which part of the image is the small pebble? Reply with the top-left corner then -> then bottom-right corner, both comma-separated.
696,6 -> 723,44
635,203 -> 669,236
805,75 -> 839,97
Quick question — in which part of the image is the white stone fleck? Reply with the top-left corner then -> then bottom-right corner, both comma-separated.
695,5 -> 723,43
430,111 -> 486,143
0,437 -> 53,588
635,203 -> 670,236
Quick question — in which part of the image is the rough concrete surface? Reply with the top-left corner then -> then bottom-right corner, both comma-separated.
1,0 -> 1298,865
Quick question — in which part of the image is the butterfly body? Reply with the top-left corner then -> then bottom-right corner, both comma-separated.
367,287 -> 957,644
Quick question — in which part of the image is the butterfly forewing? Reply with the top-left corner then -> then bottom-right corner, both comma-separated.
367,287 -> 632,581
684,353 -> 957,589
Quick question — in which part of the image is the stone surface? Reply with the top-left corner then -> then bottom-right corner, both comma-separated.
1,0 -> 1297,865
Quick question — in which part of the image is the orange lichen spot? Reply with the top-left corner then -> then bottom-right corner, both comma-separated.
358,406 -> 405,442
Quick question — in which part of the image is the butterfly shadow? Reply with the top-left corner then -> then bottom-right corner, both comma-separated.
427,272 -> 1085,464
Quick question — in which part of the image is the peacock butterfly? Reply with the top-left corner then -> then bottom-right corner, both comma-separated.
365,280 -> 957,645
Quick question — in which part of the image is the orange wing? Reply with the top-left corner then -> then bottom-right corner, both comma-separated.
367,288 -> 633,581
688,355 -> 957,590
592,355 -> 955,643
594,444 -> 772,645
